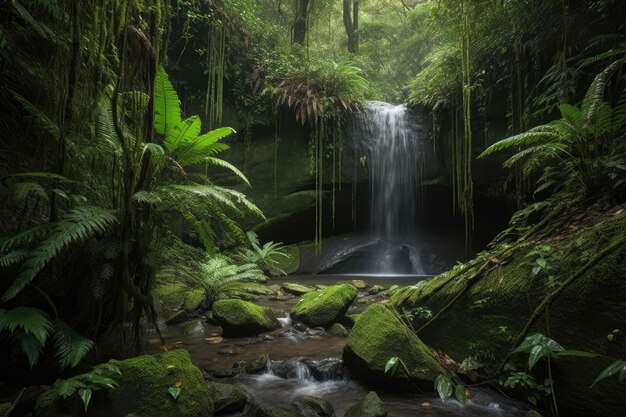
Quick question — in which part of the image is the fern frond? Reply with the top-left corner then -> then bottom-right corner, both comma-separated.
17,333 -> 43,368
53,320 -> 94,369
503,144 -> 567,171
3,206 -> 117,302
0,223 -> 53,253
165,116 -> 202,152
154,66 -> 182,141
11,0 -> 56,39
175,127 -> 234,166
0,307 -> 52,346
582,60 -> 622,120
11,181 -> 48,201
12,92 -> 59,138
132,191 -> 162,205
478,126 -> 561,158
0,249 -> 29,267
205,157 -> 251,186
53,378 -> 88,398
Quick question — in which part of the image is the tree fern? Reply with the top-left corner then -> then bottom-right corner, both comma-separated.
0,307 -> 52,346
197,256 -> 268,305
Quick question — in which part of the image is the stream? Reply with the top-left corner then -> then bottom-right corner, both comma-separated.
149,275 -> 529,417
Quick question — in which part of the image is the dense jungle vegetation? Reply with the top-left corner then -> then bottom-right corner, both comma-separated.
0,1 -> 625,416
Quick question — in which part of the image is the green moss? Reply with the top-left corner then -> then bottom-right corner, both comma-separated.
389,212 -> 626,417
343,304 -> 449,389
182,288 -> 205,313
206,382 -> 249,415
36,350 -> 213,417
290,284 -> 358,327
344,392 -> 387,417
213,299 -> 281,336
154,281 -> 189,312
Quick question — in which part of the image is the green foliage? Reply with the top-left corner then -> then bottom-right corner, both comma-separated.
0,308 -> 94,369
51,361 -> 120,412
591,360 -> 626,387
235,232 -> 289,276
194,256 -> 267,306
0,205 -> 117,302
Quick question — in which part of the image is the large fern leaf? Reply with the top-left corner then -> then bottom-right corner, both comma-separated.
205,157 -> 250,186
3,206 -> 117,302
0,307 -> 52,346
478,126 -> 562,159
154,66 -> 182,141
53,320 -> 94,369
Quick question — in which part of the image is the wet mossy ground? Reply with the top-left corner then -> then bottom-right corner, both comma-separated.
391,210 -> 626,417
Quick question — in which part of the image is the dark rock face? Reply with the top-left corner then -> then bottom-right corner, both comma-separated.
207,382 -> 250,415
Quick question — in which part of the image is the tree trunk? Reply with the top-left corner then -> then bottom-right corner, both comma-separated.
293,0 -> 309,45
343,0 -> 359,53
343,0 -> 355,53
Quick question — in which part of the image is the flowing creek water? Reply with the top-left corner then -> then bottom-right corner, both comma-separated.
150,275 -> 528,417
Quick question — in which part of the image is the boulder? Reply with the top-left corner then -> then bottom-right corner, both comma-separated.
292,395 -> 335,417
251,405 -> 304,417
343,392 -> 387,417
244,354 -> 270,374
290,284 -> 358,328
154,281 -> 188,312
282,282 -> 316,296
206,382 -> 249,415
342,304 -> 448,389
182,319 -> 205,336
328,323 -> 348,337
368,285 -> 385,295
212,299 -> 281,337
35,350 -> 213,417
183,288 -> 205,313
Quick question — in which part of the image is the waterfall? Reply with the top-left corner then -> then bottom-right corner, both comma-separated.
352,102 -> 425,274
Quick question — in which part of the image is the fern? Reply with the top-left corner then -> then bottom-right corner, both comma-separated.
2,206 -> 117,302
154,66 -> 182,141
197,256 -> 268,304
132,191 -> 162,205
53,320 -> 94,369
52,360 -> 120,412
0,307 -> 52,346
12,92 -> 60,139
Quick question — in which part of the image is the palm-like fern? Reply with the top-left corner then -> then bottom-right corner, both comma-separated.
195,256 -> 268,306
479,66 -> 626,196
235,231 -> 289,276
154,66 -> 248,182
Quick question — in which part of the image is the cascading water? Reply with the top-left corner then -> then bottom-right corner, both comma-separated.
350,102 -> 425,274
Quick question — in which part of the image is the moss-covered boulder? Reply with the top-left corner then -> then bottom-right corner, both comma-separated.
243,354 -> 270,374
290,284 -> 358,328
282,282 -> 316,296
206,382 -> 249,415
154,281 -> 188,312
292,395 -> 335,417
182,319 -> 205,336
343,392 -> 387,417
251,405 -> 304,417
328,323 -> 348,337
390,211 -> 626,417
183,288 -> 205,313
342,304 -> 448,389
212,299 -> 281,337
35,350 -> 213,417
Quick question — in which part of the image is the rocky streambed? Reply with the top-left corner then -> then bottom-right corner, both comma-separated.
145,277 -> 530,417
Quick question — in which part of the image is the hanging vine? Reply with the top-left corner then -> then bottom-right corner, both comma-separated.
205,19 -> 226,129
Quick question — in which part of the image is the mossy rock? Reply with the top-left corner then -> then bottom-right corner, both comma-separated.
290,284 -> 358,328
244,354 -> 270,374
182,319 -> 205,336
35,350 -> 213,417
251,405 -> 304,417
281,282 -> 316,296
154,281 -> 189,312
213,299 -> 281,337
389,211 -> 626,417
292,395 -> 335,417
344,392 -> 387,417
342,304 -> 449,389
206,382 -> 249,415
183,288 -> 205,313
328,323 -> 348,337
